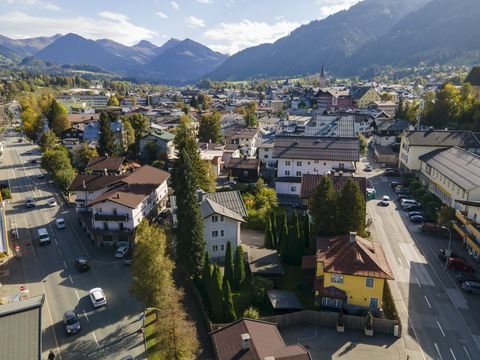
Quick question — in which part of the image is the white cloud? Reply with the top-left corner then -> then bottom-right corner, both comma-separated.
313,0 -> 360,18
196,0 -> 213,4
5,0 -> 61,11
170,1 -> 179,10
185,15 -> 206,28
204,19 -> 301,55
156,11 -> 168,19
0,11 -> 156,45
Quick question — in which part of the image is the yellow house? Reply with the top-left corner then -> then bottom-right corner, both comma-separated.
350,86 -> 381,109
313,232 -> 393,312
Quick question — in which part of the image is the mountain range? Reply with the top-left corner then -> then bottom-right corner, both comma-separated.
0,0 -> 479,82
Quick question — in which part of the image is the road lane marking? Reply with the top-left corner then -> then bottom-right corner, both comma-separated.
415,277 -> 422,288
450,348 -> 457,360
463,346 -> 472,360
398,257 -> 403,268
75,290 -> 80,300
424,295 -> 431,309
434,343 -> 443,360
437,320 -> 446,337
68,275 -> 73,284
63,261 -> 67,269
83,310 -> 90,322
92,331 -> 99,346
57,248 -> 62,255
54,238 -> 58,245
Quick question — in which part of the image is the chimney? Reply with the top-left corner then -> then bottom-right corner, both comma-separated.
241,333 -> 251,351
349,232 -> 357,244
104,168 -> 108,176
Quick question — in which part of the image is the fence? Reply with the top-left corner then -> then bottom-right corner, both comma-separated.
260,309 -> 399,335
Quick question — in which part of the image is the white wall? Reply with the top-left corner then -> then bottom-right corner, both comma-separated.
204,214 -> 241,260
277,158 -> 354,178
275,181 -> 301,196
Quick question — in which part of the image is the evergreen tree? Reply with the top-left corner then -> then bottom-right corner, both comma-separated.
280,211 -> 289,262
233,246 -> 245,290
303,214 -> 311,248
98,111 -> 117,156
264,218 -> 274,249
336,179 -> 366,236
222,279 -> 237,323
224,242 -> 234,288
210,264 -> 224,323
310,175 -> 337,236
202,252 -> 212,288
270,211 -> 277,247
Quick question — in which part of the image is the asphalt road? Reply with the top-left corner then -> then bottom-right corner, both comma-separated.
360,156 -> 480,360
0,130 -> 146,360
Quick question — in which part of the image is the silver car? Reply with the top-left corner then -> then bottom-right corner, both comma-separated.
63,310 -> 81,334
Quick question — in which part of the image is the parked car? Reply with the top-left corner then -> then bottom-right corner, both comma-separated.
89,288 -> 107,308
456,272 -> 479,284
30,159 -> 38,164
419,222 -> 446,236
390,181 -> 401,189
115,246 -> 129,258
36,173 -> 44,179
403,204 -> 422,212
397,194 -> 410,202
63,310 -> 81,334
462,281 -> 480,294
408,211 -> 424,218
385,168 -> 400,176
401,199 -> 419,208
396,190 -> 411,197
75,257 -> 90,272
364,165 -> 373,172
47,198 -> 57,207
438,249 -> 460,262
409,215 -> 425,223
394,186 -> 406,194
447,258 -> 475,273
25,196 -> 36,208
380,195 -> 390,206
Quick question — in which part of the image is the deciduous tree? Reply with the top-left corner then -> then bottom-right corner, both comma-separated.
38,130 -> 59,153
73,143 -> 98,170
198,112 -> 222,143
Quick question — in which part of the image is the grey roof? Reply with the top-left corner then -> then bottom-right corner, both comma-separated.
403,130 -> 480,147
200,198 -> 245,222
421,147 -> 480,191
267,290 -> 303,310
0,295 -> 44,360
376,119 -> 410,132
204,190 -> 248,218
273,136 -> 360,161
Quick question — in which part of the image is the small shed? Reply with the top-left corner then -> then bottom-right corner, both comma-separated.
248,246 -> 285,286
267,290 -> 304,314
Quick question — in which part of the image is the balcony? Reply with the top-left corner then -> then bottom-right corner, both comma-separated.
455,210 -> 480,240
94,213 -> 129,222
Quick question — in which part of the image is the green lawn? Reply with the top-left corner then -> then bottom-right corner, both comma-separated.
279,265 -> 315,309
144,310 -> 161,360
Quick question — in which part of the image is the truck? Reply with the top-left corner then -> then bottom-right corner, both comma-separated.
419,222 -> 448,236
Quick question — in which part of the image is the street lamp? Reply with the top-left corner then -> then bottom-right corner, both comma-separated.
441,222 -> 455,269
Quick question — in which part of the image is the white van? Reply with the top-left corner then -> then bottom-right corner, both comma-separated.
55,218 -> 66,229
25,196 -> 36,208
401,199 -> 418,208
38,228 -> 50,245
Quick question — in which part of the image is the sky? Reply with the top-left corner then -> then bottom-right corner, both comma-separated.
0,0 -> 360,55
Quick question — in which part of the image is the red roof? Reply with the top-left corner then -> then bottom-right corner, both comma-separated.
300,174 -> 367,199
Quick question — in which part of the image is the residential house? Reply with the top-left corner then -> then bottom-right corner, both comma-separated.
225,128 -> 261,158
69,166 -> 170,247
198,143 -> 226,176
257,137 -> 276,166
368,101 -> 397,117
138,129 -> 176,161
60,125 -> 85,141
210,318 -> 311,360
399,129 -> 480,172
82,120 -> 126,152
350,86 -> 380,109
171,190 -> 247,261
315,88 -> 353,111
453,200 -> 480,263
419,147 -> 480,209
305,232 -> 393,314
85,156 -> 125,175
225,158 -> 261,182
300,173 -> 367,204
273,136 -> 360,197
373,119 -> 410,147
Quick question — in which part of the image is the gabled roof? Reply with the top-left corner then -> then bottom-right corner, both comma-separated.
142,130 -> 175,142
273,136 -> 359,162
316,234 -> 394,280
226,158 -> 261,170
300,174 -> 367,199
205,190 -> 248,218
229,128 -> 260,140
201,198 -> 245,222
210,318 -> 311,360
349,86 -> 376,99
68,174 -> 125,192
86,156 -> 125,172
402,130 -> 480,148
88,183 -> 157,209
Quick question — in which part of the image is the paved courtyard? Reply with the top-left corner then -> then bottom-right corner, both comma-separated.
280,324 -> 407,360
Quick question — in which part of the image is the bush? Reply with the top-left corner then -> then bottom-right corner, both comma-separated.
413,188 -> 426,200
402,173 -> 416,187
243,306 -> 260,319
250,277 -> 273,307
0,187 -> 11,200
408,180 -> 422,194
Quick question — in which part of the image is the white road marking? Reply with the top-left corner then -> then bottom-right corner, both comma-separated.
424,295 -> 431,309
68,275 -> 73,284
437,320 -> 446,337
434,343 -> 443,360
75,290 -> 80,300
92,331 -> 99,346
62,261 -> 67,269
450,348 -> 457,360
57,248 -> 61,255
398,257 -> 403,268
415,277 -> 422,288
83,310 -> 90,322
463,346 -> 472,360
54,238 -> 58,245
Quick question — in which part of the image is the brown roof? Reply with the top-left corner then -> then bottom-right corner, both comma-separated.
88,183 -> 157,209
316,234 -> 394,280
226,158 -> 261,170
86,156 -> 125,172
273,136 -> 359,161
67,113 -> 100,124
68,174 -> 125,191
300,174 -> 367,199
211,319 -> 311,360
122,165 -> 170,185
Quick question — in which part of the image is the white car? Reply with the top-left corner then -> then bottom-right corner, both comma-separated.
55,217 -> 66,229
47,198 -> 58,207
115,246 -> 129,258
89,288 -> 107,308
380,195 -> 390,206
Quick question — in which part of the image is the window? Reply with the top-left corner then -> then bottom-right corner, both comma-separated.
331,274 -> 344,284
321,297 -> 342,308
212,245 -> 218,252
338,163 -> 345,169
221,230 -> 224,237
220,244 -> 224,251
296,171 -> 302,177
314,160 -> 319,164
324,162 -> 327,166
220,215 -> 224,222
366,278 -> 374,288
212,215 -> 218,223
212,231 -> 219,238
103,222 -> 108,230
113,208 -> 117,215
285,170 -> 290,176
264,154 -> 269,159
243,171 -> 249,177
308,162 -> 311,165
285,160 -> 291,166
290,186 -> 297,192
314,167 -> 318,172
297,161 -> 302,166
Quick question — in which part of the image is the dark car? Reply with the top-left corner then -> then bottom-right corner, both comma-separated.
390,181 -> 401,189
438,249 -> 460,262
63,310 -> 81,334
397,194 -> 410,202
420,222 -> 446,236
448,258 -> 475,273
409,215 -> 425,223
404,204 -> 422,212
75,257 -> 90,272
456,272 -> 479,283
31,159 -> 38,164
385,168 -> 400,176
462,281 -> 480,294
408,211 -> 425,218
